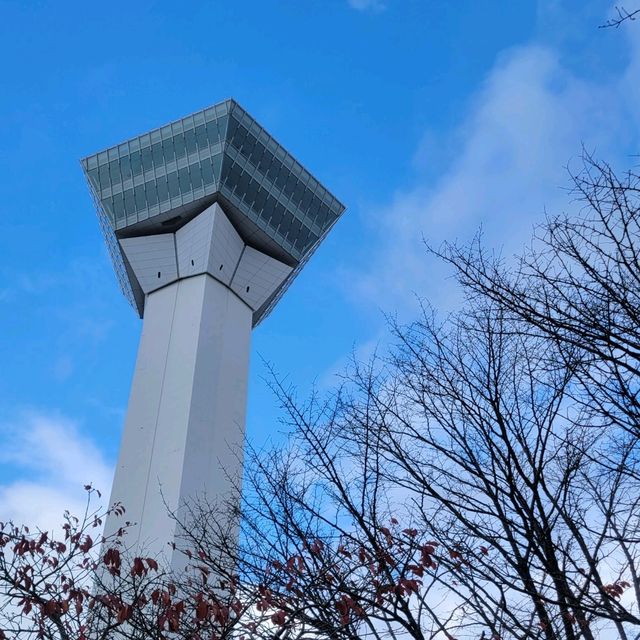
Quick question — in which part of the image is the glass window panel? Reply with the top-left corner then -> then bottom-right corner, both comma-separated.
284,173 -> 297,197
145,181 -> 158,207
236,169 -> 250,195
190,164 -> 203,190
201,158 -> 215,186
124,188 -> 135,213
241,131 -> 257,158
250,139 -> 265,166
120,155 -> 132,181
205,121 -> 219,144
254,186 -> 268,212
265,160 -> 279,186
226,116 -> 239,142
178,167 -> 190,192
167,171 -> 180,198
233,124 -> 247,149
141,147 -> 153,172
130,151 -> 142,177
216,115 -> 228,139
151,142 -> 163,168
270,201 -> 285,228
103,196 -> 115,217
98,164 -> 110,188
134,184 -> 146,211
211,154 -> 222,182
301,187 -> 313,212
262,193 -> 277,221
108,160 -> 121,186
257,147 -> 273,175
162,139 -> 175,163
185,129 -> 197,155
315,203 -> 330,227
157,177 -> 169,203
87,167 -> 100,190
195,124 -> 208,150
287,217 -> 302,241
174,135 -> 186,160
113,192 -> 125,221
226,163 -> 242,192
292,180 -> 305,203
244,177 -> 259,206
274,165 -> 288,191
295,227 -> 311,251
308,194 -> 322,219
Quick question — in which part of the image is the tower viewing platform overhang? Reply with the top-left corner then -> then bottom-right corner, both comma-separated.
82,98 -> 346,326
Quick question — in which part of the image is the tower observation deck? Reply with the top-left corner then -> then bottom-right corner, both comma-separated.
82,99 -> 345,568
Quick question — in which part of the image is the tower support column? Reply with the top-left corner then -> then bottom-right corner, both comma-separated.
105,273 -> 252,568
103,203 -> 293,570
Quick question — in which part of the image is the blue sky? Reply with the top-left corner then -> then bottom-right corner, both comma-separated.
0,0 -> 638,526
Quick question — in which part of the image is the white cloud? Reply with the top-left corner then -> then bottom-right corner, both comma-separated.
350,32 -> 640,318
348,0 -> 386,12
0,412 -> 113,532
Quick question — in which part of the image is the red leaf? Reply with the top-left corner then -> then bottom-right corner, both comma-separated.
130,557 -> 146,577
79,536 -> 93,553
196,599 -> 208,621
146,558 -> 159,571
271,610 -> 286,626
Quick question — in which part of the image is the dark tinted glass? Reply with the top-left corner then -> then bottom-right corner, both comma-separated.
185,129 -> 197,155
152,143 -> 163,167
124,188 -> 134,213
174,135 -> 186,160
167,172 -> 179,198
108,160 -> 120,185
195,124 -> 207,150
98,164 -> 110,187
134,184 -> 146,211
162,139 -> 175,163
201,158 -> 215,186
130,151 -> 142,177
120,156 -> 132,181
113,192 -> 125,220
145,181 -> 159,207
157,177 -> 169,202
141,147 -> 153,172
190,164 -> 203,190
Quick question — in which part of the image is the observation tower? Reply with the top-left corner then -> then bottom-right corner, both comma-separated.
82,99 -> 345,568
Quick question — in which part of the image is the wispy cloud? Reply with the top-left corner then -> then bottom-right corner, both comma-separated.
349,34 -> 640,319
347,0 -> 386,13
0,412 -> 113,531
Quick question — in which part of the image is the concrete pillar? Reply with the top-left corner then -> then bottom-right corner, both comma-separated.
103,203 -> 291,571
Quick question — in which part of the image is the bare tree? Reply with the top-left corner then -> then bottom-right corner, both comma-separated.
170,154 -> 640,639
600,5 -> 640,28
